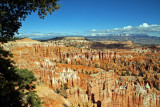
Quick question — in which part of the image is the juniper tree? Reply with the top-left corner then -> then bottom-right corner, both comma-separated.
0,0 -> 60,106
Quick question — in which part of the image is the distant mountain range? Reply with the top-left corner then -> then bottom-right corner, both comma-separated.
85,34 -> 160,45
35,34 -> 160,45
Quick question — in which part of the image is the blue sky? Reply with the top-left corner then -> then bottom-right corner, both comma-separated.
18,0 -> 160,38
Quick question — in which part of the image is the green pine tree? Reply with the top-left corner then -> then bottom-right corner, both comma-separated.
0,47 -> 42,106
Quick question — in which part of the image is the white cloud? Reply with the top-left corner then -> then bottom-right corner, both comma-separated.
91,33 -> 96,36
89,23 -> 160,36
92,29 -> 96,32
139,23 -> 149,27
123,25 -> 132,29
16,32 -> 78,39
16,23 -> 160,39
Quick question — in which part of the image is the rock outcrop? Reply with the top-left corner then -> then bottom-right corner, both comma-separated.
1,38 -> 160,107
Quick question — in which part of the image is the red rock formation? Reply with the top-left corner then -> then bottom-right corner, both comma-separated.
1,38 -> 160,107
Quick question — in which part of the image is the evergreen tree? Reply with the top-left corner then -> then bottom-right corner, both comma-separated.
0,47 -> 42,106
0,0 -> 60,106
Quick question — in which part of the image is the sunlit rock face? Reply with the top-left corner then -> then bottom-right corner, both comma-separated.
1,38 -> 160,107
